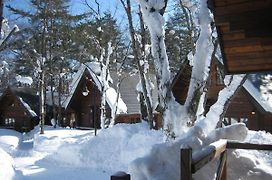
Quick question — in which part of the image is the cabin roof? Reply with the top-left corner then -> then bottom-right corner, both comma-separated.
0,87 -> 39,118
243,80 -> 272,113
110,71 -> 159,113
208,0 -> 272,73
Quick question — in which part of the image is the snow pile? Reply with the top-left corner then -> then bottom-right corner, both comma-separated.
0,148 -> 16,180
37,123 -> 163,173
129,123 -> 272,180
243,130 -> 272,165
0,129 -> 22,153
33,126 -> 92,153
194,130 -> 272,180
0,123 -> 272,180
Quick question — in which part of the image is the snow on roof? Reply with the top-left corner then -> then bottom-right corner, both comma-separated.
18,97 -> 37,117
105,87 -> 127,114
62,62 -> 127,113
243,80 -> 272,113
214,54 -> 272,113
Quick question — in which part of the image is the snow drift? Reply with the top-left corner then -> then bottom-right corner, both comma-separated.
0,148 -> 16,179
34,123 -> 163,173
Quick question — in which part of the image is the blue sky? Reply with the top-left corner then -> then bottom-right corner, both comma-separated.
3,0 -> 130,27
4,0 -> 126,18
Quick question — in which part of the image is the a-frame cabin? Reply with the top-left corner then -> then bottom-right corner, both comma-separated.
0,87 -> 39,132
61,62 -> 127,129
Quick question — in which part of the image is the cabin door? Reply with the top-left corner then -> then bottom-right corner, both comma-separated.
78,107 -> 94,128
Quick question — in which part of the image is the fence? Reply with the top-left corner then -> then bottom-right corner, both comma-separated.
180,139 -> 272,180
110,139 -> 272,180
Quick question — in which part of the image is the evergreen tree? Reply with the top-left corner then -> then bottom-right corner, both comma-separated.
7,0 -> 86,133
72,11 -> 124,66
165,3 -> 198,75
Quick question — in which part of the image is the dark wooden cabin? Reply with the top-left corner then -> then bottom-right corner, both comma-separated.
0,87 -> 39,132
61,65 -> 112,129
208,0 -> 272,74
172,60 -> 272,133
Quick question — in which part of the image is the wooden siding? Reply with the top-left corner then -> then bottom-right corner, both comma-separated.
208,0 -> 272,73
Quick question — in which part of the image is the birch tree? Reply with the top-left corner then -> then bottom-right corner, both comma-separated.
136,0 -> 247,134
129,1 -> 249,178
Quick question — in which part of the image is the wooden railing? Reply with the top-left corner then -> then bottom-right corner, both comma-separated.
180,139 -> 272,180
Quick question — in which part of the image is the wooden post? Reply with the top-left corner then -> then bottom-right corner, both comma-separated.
216,150 -> 227,180
111,171 -> 130,180
181,148 -> 192,180
222,154 -> 227,180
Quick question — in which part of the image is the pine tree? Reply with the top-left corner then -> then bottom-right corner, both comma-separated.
7,0 -> 86,133
165,3 -> 197,75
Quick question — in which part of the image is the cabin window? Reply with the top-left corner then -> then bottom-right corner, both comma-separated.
5,118 -> 15,126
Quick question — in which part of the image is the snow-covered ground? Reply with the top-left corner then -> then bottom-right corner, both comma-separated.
0,123 -> 272,180
0,123 -> 163,180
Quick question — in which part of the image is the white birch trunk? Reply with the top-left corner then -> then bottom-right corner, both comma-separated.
184,0 -> 214,122
137,0 -> 174,128
100,42 -> 112,128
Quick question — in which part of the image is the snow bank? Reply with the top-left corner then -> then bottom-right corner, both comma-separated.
1,123 -> 272,180
0,129 -> 22,153
195,130 -> 272,180
129,124 -> 272,180
0,148 -> 16,179
33,126 -> 92,153
39,123 -> 163,173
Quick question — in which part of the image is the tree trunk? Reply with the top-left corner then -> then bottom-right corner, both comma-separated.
137,0 -> 173,129
195,74 -> 247,136
40,10 -> 47,134
40,71 -> 45,134
183,0 -> 214,125
120,0 -> 154,129
0,0 -> 3,34
50,76 -> 57,128
57,74 -> 63,127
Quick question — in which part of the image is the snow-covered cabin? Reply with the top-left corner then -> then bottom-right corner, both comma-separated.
0,87 -> 39,132
61,62 -> 127,129
172,59 -> 272,133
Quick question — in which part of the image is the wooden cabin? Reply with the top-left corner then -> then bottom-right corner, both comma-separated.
207,0 -> 272,74
172,60 -> 272,133
61,63 -> 127,129
0,87 -> 39,132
